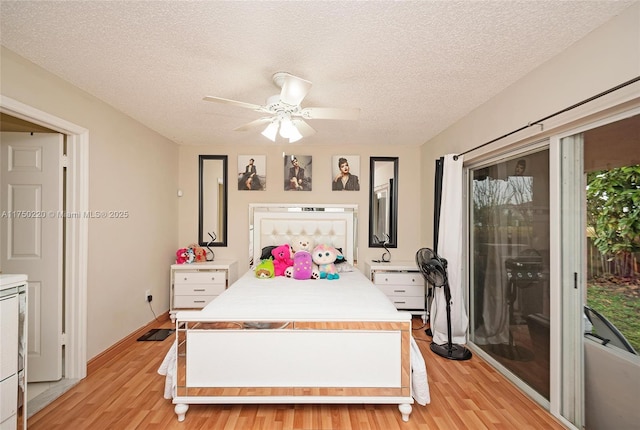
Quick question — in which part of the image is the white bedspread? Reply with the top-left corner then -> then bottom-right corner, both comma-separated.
198,269 -> 405,321
158,269 -> 430,405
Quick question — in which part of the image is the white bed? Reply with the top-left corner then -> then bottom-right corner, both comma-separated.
159,204 -> 429,422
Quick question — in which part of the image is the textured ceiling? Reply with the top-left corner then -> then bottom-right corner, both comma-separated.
0,1 -> 635,147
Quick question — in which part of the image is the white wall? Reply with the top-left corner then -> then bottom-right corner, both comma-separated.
419,4 -> 640,247
1,47 -> 179,360
178,144 -> 423,271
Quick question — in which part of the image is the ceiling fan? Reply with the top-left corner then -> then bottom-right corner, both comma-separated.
203,72 -> 360,142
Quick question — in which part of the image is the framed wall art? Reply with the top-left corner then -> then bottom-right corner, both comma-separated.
284,154 -> 312,191
238,155 -> 266,191
332,155 -> 360,191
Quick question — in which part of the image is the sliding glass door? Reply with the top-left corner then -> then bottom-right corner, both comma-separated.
469,148 -> 551,399
466,108 -> 639,429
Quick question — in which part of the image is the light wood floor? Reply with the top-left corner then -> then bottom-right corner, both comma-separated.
27,317 -> 567,430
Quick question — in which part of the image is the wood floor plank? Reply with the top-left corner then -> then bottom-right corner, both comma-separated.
27,318 -> 567,429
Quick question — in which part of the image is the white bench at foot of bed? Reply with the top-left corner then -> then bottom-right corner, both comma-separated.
171,317 -> 415,422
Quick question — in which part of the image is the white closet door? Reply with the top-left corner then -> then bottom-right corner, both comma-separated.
1,132 -> 63,382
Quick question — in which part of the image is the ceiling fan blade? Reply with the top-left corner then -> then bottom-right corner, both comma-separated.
203,96 -> 264,112
279,74 -> 312,106
299,107 -> 360,121
291,119 -> 316,137
233,117 -> 274,131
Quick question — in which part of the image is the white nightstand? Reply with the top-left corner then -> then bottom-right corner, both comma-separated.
170,260 -> 238,322
365,261 -> 427,321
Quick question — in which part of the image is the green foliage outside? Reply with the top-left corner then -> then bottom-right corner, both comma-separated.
586,165 -> 640,353
587,282 -> 640,353
586,165 -> 640,278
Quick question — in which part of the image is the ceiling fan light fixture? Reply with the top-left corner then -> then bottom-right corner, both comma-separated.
278,117 -> 299,140
261,121 -> 279,141
288,129 -> 303,143
203,72 -> 357,142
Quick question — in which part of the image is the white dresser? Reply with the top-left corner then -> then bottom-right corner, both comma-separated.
170,261 -> 238,321
365,261 -> 427,321
0,274 -> 27,430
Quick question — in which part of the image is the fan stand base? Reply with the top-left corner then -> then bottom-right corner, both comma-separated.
430,342 -> 473,361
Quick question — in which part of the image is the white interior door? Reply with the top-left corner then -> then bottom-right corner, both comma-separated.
0,131 -> 63,382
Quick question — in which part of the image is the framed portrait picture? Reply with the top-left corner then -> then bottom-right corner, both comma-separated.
331,155 -> 361,191
238,155 -> 266,191
284,154 -> 312,191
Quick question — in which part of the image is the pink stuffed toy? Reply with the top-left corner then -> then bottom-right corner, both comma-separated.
175,248 -> 188,264
271,244 -> 294,277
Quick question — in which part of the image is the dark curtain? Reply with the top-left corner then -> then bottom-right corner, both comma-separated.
433,157 -> 445,253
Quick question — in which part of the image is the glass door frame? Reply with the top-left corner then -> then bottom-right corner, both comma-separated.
464,140 -> 552,409
550,105 -> 640,427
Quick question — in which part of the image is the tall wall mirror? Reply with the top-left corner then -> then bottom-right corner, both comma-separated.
199,155 -> 228,247
369,156 -> 398,248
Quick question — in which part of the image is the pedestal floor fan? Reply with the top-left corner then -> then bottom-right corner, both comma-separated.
416,248 -> 472,361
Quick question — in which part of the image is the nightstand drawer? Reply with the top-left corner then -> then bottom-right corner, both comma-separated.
174,283 -> 226,296
173,295 -> 215,309
387,295 -> 425,310
366,261 -> 427,319
170,261 -> 238,322
174,271 -> 226,285
376,283 -> 425,297
373,272 -> 424,286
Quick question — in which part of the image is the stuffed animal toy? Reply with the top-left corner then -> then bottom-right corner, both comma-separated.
188,243 -> 207,263
285,235 -> 319,279
175,248 -> 189,264
312,244 -> 344,280
291,235 -> 314,253
255,259 -> 275,278
289,250 -> 315,280
271,244 -> 294,276
185,248 -> 195,264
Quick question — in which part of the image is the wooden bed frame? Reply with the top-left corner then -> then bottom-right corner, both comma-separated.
171,204 -> 415,421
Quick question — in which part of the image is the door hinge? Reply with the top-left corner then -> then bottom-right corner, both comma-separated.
60,332 -> 67,346
61,154 -> 69,168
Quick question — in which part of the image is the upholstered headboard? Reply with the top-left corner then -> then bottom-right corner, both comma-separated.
249,204 -> 358,268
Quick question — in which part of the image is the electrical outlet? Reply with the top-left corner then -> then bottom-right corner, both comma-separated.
145,289 -> 152,302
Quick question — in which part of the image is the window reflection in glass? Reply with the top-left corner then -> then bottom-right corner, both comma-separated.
469,150 -> 550,399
